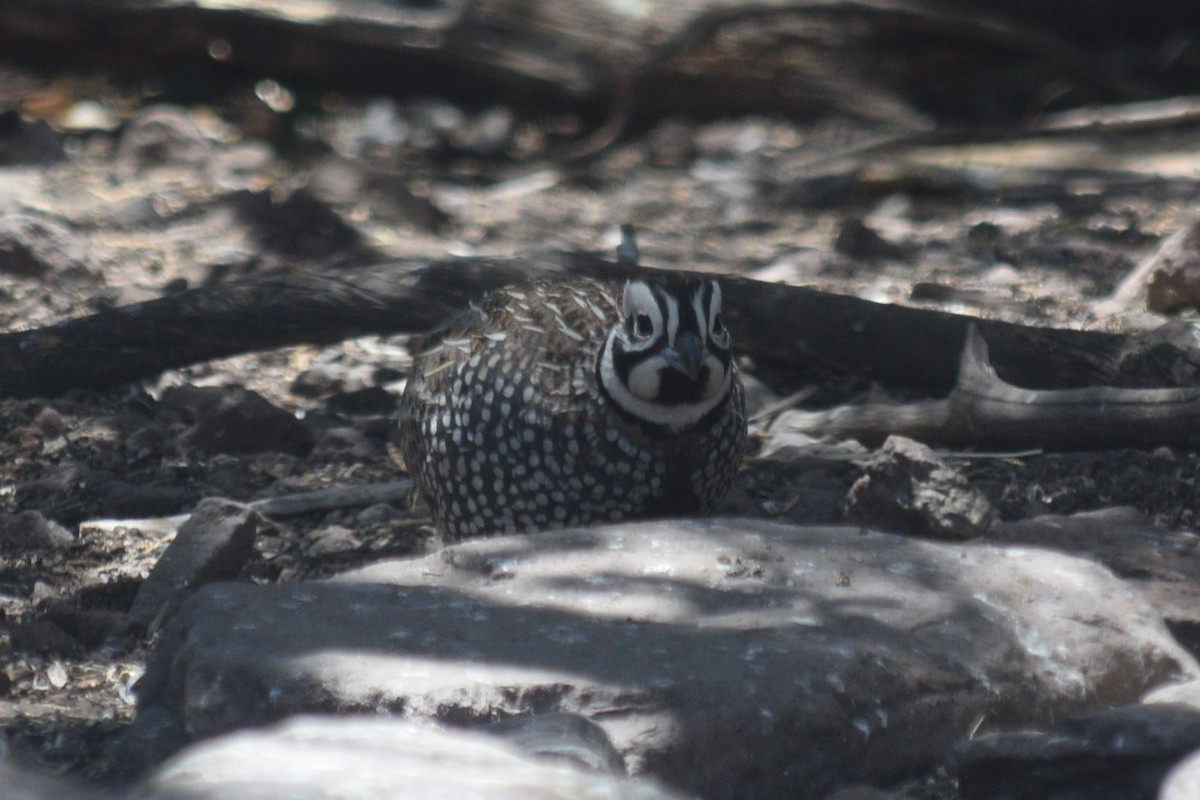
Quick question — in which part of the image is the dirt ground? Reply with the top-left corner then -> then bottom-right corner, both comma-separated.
1,70 -> 1199,795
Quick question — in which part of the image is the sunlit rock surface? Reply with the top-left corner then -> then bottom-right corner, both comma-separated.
129,519 -> 1197,799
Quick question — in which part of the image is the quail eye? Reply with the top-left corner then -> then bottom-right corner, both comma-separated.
633,313 -> 654,338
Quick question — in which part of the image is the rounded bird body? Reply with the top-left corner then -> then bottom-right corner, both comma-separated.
399,277 -> 746,539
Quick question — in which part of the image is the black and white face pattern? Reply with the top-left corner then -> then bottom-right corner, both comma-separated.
598,279 -> 734,431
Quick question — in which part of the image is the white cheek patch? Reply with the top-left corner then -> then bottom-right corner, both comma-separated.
700,355 -> 725,400
664,294 -> 679,347
627,358 -> 663,401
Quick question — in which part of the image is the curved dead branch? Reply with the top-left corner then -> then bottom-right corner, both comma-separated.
775,326 -> 1200,450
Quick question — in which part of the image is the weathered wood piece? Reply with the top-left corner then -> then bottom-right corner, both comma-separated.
775,326 -> 1200,449
0,0 -> 1181,125
716,274 -> 1132,393
249,481 -> 414,519
1095,216 -> 1200,316
0,250 -> 1176,401
75,481 -> 415,538
0,256 -> 554,398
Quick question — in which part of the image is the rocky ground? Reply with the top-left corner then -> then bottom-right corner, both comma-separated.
2,67 -> 1200,799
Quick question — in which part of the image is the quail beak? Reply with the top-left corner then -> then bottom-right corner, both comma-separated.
662,331 -> 705,381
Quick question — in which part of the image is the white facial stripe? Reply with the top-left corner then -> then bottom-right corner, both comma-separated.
707,281 -> 729,348
623,281 -> 663,351
692,286 -> 708,347
623,281 -> 648,318
664,293 -> 679,347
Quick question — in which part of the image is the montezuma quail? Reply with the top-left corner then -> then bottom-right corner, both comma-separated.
399,267 -> 747,539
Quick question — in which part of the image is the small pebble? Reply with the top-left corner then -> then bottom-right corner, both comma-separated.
32,406 -> 68,437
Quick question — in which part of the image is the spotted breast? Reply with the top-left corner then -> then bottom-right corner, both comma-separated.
398,272 -> 747,540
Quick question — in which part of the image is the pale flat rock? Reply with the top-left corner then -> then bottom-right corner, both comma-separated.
129,497 -> 259,629
134,715 -> 688,800
950,703 -> 1200,800
130,519 -> 1197,799
484,711 -> 626,774
0,759 -> 114,800
989,506 -> 1200,623
1161,747 -> 1200,800
1146,678 -> 1200,709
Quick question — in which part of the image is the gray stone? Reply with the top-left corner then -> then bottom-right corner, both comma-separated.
0,213 -> 92,276
989,507 -> 1200,624
290,363 -> 350,398
847,435 -> 992,539
823,788 -> 897,800
355,502 -> 398,528
131,519 -> 1196,799
1160,747 -> 1200,800
163,385 -> 314,457
9,617 -> 81,657
325,386 -> 397,416
305,524 -> 360,557
950,703 -> 1200,800
31,405 -> 68,437
1146,679 -> 1200,710
43,602 -> 139,650
834,218 -> 911,261
115,705 -> 188,781
307,426 -> 380,463
0,510 -> 74,551
134,715 -> 690,800
98,480 -> 192,518
130,498 -> 259,629
0,112 -> 64,165
0,759 -> 113,800
485,711 -> 626,774
116,105 -> 213,169
732,432 -> 863,524
210,141 -> 276,190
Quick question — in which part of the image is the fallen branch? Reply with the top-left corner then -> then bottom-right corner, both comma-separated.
0,251 -> 1158,399
773,326 -> 1200,450
6,246 -> 1200,401
76,480 -> 417,536
249,481 -> 413,518
0,0 -> 1171,127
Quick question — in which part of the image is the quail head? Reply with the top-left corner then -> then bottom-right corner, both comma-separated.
399,257 -> 747,539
